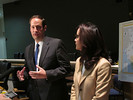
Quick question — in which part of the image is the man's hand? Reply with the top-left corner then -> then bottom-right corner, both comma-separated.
17,67 -> 26,81
0,94 -> 11,100
29,65 -> 47,79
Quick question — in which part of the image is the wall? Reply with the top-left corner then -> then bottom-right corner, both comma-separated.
3,0 -> 129,60
0,4 -> 7,58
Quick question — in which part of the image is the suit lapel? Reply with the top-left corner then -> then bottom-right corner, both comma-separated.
79,64 -> 95,86
28,43 -> 36,71
39,36 -> 50,66
77,64 -> 82,86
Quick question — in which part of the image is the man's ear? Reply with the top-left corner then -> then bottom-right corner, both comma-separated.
44,25 -> 47,31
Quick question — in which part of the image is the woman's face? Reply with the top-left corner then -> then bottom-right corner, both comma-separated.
75,28 -> 82,51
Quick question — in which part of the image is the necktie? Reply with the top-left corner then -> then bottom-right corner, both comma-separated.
35,43 -> 39,65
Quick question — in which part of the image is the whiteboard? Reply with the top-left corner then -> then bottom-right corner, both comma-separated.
119,20 -> 133,82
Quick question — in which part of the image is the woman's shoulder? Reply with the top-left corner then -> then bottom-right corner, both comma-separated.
75,57 -> 81,63
99,57 -> 109,62
97,57 -> 111,67
74,57 -> 81,70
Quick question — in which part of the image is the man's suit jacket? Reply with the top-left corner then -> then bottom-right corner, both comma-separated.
71,57 -> 112,100
24,36 -> 71,100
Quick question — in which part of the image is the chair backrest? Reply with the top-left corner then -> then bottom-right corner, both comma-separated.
113,74 -> 122,90
0,61 -> 11,90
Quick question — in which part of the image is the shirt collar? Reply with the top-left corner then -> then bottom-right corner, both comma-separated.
35,41 -> 43,46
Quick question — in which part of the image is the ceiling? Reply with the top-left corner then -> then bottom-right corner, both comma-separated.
0,0 -> 19,4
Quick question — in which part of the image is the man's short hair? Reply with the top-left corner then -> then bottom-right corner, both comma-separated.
29,15 -> 47,27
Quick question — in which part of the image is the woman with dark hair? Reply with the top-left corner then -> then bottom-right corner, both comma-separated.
70,22 -> 112,100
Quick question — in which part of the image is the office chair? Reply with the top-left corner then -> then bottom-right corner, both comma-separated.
109,74 -> 124,100
0,61 -> 11,90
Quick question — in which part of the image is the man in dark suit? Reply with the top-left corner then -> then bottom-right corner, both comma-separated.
17,15 -> 71,100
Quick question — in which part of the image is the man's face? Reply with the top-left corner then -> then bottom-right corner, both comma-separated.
30,18 -> 46,42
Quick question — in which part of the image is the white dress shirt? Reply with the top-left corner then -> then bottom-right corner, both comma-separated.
34,41 -> 43,71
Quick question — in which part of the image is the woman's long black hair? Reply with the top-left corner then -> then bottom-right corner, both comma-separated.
78,22 -> 108,70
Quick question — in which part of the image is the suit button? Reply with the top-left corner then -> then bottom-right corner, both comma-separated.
79,88 -> 82,91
